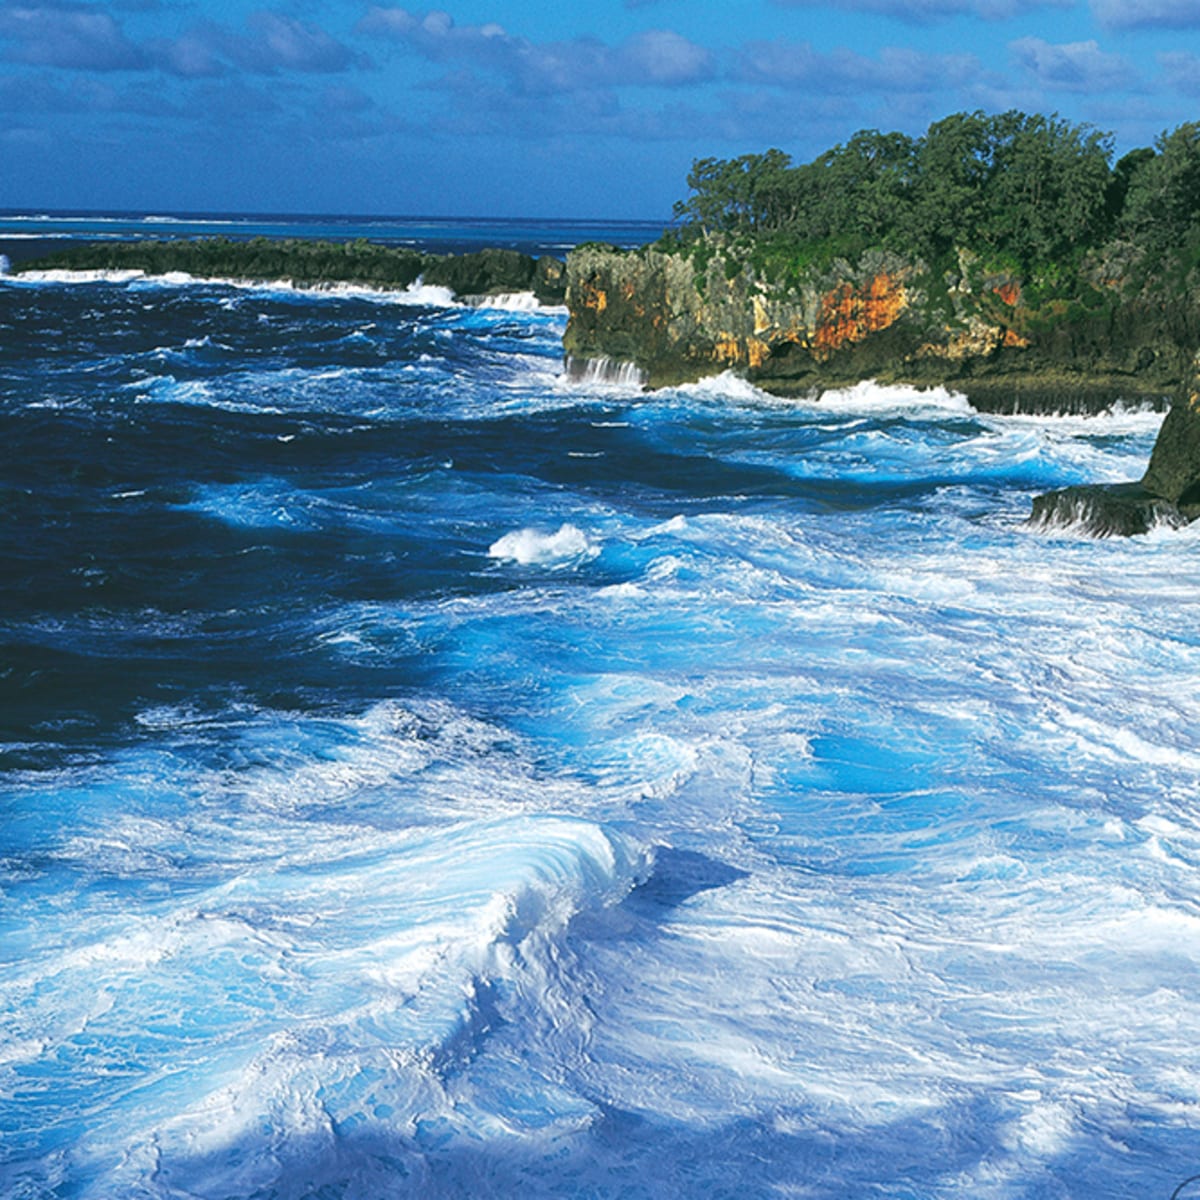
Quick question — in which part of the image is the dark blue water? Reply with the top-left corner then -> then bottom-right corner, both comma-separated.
0,210 -> 667,266
3,230 -> 1200,1199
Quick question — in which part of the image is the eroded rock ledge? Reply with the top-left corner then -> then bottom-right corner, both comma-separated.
563,240 -> 1192,414
1033,382 -> 1200,535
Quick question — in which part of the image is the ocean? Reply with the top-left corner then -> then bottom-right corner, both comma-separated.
3,214 -> 1200,1200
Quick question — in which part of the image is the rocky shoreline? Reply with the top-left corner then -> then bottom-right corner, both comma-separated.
561,237 -> 1200,534
12,237 -> 568,306
14,232 -> 1200,536
562,240 -> 1192,414
1032,384 -> 1200,535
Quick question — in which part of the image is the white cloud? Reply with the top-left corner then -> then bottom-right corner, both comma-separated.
357,7 -> 714,93
1160,49 -> 1200,92
770,0 -> 1070,21
236,12 -> 359,73
734,40 -> 979,92
1091,0 -> 1200,28
0,4 -> 363,77
1009,36 -> 1133,92
0,2 -> 145,70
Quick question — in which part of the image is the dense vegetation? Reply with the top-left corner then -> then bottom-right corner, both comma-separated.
668,111 -> 1200,277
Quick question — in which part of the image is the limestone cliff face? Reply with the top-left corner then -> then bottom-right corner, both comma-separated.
565,242 -> 922,388
564,239 -> 1198,414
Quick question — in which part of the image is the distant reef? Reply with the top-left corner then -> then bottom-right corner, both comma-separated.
13,237 -> 567,306
562,110 -> 1200,533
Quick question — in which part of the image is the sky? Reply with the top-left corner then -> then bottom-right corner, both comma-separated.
3,0 -> 1200,219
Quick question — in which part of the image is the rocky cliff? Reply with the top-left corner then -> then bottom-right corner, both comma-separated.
565,236 -> 1200,533
563,239 -> 1198,415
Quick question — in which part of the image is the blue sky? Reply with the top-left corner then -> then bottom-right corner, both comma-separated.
3,0 -> 1200,218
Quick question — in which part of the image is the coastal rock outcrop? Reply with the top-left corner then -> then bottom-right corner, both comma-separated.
565,236 -> 1200,534
422,247 -> 565,305
18,229 -> 1200,536
563,238 -> 1194,414
1029,483 -> 1186,537
1142,381 -> 1200,512
1033,365 -> 1200,535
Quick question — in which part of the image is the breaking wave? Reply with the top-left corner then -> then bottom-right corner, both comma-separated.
4,266 -> 1200,1199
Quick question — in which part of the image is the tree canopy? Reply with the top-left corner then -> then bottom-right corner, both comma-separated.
671,110 -> 1194,274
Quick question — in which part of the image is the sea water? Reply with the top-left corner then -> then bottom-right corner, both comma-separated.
2,251 -> 1200,1199
0,211 -> 666,267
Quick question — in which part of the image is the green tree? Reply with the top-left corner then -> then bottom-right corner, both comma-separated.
908,110 -> 996,256
810,129 -> 917,244
670,110 -> 1123,272
979,111 -> 1112,267
1106,146 -> 1156,226
672,150 -> 795,234
1120,122 -> 1200,259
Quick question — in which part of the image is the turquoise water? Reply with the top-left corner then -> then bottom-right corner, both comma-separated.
3,222 -> 1200,1198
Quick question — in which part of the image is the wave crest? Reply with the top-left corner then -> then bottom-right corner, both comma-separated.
488,523 -> 598,566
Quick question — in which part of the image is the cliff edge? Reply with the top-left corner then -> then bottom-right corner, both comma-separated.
563,110 -> 1200,533
563,238 -> 1196,415
564,236 -> 1200,534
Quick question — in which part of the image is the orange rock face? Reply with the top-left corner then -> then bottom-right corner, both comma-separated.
812,273 -> 907,358
579,281 -> 608,313
714,333 -> 741,364
713,333 -> 771,369
993,281 -> 1021,306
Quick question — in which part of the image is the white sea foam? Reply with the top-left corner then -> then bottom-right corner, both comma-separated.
9,273 -> 1200,1198
813,378 -> 973,413
8,267 -> 148,284
465,290 -> 550,312
83,277 -> 539,314
392,277 -> 460,307
488,522 -> 598,565
564,355 -> 648,388
3,266 -> 472,308
670,369 -> 778,405
1001,400 -> 1166,436
654,372 -> 972,413
4,792 -> 648,1197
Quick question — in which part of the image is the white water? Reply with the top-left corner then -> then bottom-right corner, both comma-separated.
4,278 -> 1200,1198
488,522 -> 599,565
565,354 -> 650,388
